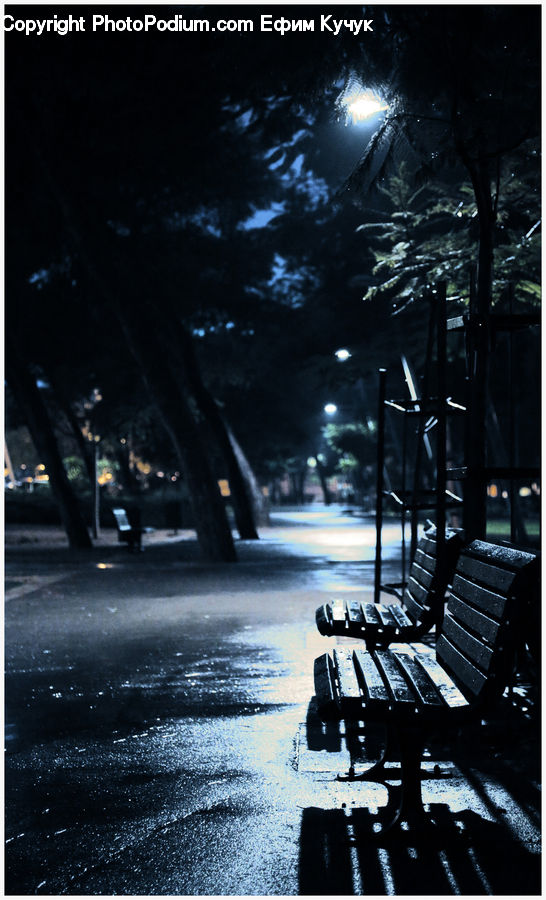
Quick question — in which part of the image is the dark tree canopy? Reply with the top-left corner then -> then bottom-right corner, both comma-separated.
5,4 -> 541,550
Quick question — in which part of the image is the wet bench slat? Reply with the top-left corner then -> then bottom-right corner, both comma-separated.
388,605 -> 413,629
375,650 -> 416,706
376,605 -> 399,629
394,652 -> 445,707
315,528 -> 463,650
353,649 -> 390,708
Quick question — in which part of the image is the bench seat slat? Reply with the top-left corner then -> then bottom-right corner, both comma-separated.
436,634 -> 487,698
406,575 -> 432,608
376,605 -> 399,629
403,590 -> 429,625
313,653 -> 340,719
412,651 -> 469,708
451,574 -> 507,619
419,536 -> 440,559
374,650 -> 416,705
388,604 -> 413,629
330,598 -> 347,624
457,556 -> 517,594
413,547 -> 436,575
441,613 -> 494,673
315,604 -> 332,636
469,539 -> 538,571
448,595 -> 501,645
346,600 -> 365,625
353,649 -> 390,707
333,648 -> 363,715
362,603 -> 382,626
393,651 -> 444,707
410,561 -> 434,590
113,509 -> 131,529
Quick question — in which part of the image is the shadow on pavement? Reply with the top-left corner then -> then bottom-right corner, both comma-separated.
298,804 -> 541,895
299,685 -> 541,896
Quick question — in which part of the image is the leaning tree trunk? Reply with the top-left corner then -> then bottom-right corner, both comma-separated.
173,323 -> 261,538
225,424 -> 270,527
116,309 -> 237,562
6,347 -> 92,549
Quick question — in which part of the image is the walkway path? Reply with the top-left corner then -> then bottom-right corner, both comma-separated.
4,507 -> 540,895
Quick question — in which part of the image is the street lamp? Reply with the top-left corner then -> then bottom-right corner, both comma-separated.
324,403 -> 338,416
88,431 -> 101,539
339,80 -> 389,125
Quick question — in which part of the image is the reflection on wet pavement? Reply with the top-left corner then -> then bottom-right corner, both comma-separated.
5,508 -> 540,895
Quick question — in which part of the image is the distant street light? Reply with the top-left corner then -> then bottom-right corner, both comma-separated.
335,348 -> 352,362
324,403 -> 338,415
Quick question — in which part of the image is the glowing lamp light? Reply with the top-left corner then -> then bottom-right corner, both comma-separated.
324,403 -> 338,415
344,90 -> 388,124
307,457 -> 317,469
335,348 -> 352,362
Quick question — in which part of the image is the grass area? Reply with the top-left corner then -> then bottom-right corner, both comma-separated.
486,517 -> 540,546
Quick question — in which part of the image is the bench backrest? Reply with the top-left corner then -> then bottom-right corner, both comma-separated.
436,539 -> 539,704
112,508 -> 131,532
403,528 -> 463,627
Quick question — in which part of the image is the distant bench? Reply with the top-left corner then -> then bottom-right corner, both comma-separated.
313,539 -> 539,834
316,527 -> 463,650
111,508 -> 154,552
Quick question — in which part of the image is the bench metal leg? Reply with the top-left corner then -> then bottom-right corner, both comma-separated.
396,726 -> 427,823
337,722 -> 390,782
338,724 -> 430,838
372,725 -> 429,836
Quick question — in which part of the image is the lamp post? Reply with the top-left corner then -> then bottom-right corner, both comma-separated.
90,432 -> 100,539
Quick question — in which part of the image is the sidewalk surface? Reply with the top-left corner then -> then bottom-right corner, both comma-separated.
4,507 -> 541,896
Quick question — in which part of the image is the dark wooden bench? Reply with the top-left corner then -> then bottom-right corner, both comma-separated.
313,539 -> 539,834
112,507 -> 153,551
315,527 -> 463,650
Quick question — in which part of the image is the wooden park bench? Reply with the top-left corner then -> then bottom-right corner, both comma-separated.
313,539 -> 539,834
112,507 -> 153,552
315,527 -> 463,650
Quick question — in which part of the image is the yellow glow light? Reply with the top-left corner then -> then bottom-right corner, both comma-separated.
218,479 -> 231,497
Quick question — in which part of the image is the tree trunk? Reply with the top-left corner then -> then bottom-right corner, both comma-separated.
48,373 -> 96,486
116,310 -> 237,562
315,456 -> 332,505
6,348 -> 93,549
114,443 -> 140,494
290,470 -> 305,505
172,323 -> 260,539
225,424 -> 270,527
21,127 -> 236,561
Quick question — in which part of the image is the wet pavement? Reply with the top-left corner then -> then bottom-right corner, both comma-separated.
4,507 -> 541,895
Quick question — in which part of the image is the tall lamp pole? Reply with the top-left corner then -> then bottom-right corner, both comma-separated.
91,433 -> 100,539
